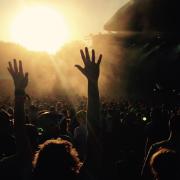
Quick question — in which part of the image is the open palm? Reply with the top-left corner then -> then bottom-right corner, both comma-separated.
75,47 -> 102,82
8,59 -> 28,91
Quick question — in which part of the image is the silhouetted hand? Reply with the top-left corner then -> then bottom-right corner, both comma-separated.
75,47 -> 102,82
8,59 -> 28,91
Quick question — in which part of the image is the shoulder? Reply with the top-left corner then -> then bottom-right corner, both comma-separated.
152,140 -> 169,150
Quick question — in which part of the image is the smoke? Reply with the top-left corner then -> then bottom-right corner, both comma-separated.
91,0 -> 180,99
0,39 -> 131,99
1,0 -> 180,99
26,41 -> 88,98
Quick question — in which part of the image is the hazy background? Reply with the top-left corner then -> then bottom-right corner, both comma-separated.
0,0 -> 128,42
0,0 -> 130,99
0,0 -> 179,102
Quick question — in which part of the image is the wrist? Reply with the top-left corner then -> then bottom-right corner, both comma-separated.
15,89 -> 26,96
88,79 -> 98,85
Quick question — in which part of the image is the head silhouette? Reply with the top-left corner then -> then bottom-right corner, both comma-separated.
33,138 -> 82,179
150,148 -> 180,180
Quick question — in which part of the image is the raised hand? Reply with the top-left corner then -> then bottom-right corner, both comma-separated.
8,59 -> 32,176
75,47 -> 103,176
75,47 -> 102,82
8,59 -> 28,91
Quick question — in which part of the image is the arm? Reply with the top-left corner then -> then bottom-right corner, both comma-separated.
8,59 -> 32,178
75,47 -> 102,175
75,47 -> 102,129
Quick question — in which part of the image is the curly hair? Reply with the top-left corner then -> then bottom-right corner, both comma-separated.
150,148 -> 179,180
33,138 -> 82,179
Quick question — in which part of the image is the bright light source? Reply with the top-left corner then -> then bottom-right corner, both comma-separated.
11,6 -> 70,53
142,117 -> 147,121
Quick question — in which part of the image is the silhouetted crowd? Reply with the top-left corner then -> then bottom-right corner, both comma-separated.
0,48 -> 179,180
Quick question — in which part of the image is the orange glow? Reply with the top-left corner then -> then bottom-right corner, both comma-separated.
11,6 -> 70,53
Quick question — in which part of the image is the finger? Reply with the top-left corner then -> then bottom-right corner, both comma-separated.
97,54 -> 102,65
19,60 -> 24,75
25,72 -> 28,78
13,59 -> 18,73
8,62 -> 14,77
92,49 -> 95,63
85,47 -> 90,61
25,72 -> 29,84
75,65 -> 85,75
7,67 -> 14,77
80,49 -> 86,65
8,62 -> 14,73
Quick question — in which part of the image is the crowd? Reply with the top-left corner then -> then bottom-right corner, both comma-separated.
0,47 -> 179,180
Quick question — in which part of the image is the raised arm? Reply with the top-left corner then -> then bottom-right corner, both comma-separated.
8,59 -> 32,178
75,47 -> 102,177
75,47 -> 102,129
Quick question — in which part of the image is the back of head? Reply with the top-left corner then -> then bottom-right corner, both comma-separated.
33,138 -> 82,179
37,111 -> 65,139
150,148 -> 180,180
